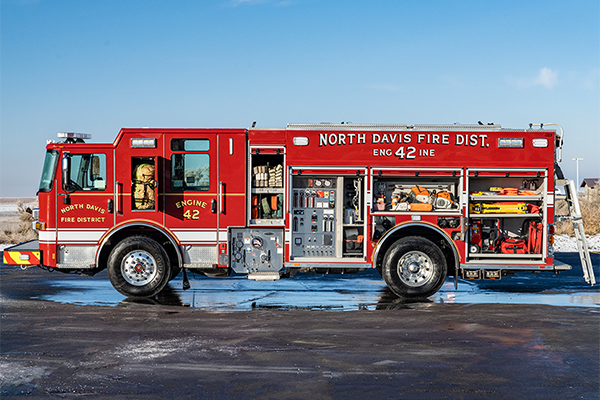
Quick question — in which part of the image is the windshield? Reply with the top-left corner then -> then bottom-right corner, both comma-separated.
39,150 -> 59,192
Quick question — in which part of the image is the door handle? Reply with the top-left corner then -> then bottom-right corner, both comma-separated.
219,181 -> 225,214
115,181 -> 121,214
211,199 -> 217,214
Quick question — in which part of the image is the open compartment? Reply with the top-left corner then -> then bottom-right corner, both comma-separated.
249,148 -> 285,225
289,169 -> 366,260
371,168 -> 462,213
466,169 -> 546,260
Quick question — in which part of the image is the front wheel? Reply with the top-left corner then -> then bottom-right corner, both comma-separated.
381,236 -> 447,298
107,236 -> 171,297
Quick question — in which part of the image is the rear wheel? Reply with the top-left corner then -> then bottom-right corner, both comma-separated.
107,236 -> 171,297
381,236 -> 447,297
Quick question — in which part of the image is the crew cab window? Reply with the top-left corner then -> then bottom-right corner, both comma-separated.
66,154 -> 107,191
171,154 -> 210,191
171,138 -> 210,191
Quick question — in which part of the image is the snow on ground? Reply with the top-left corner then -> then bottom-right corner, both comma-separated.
554,234 -> 600,252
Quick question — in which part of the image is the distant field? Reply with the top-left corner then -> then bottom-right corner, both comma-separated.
0,197 -> 37,205
0,198 -> 38,243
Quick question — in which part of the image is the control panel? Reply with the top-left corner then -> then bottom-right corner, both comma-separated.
291,177 -> 337,259
230,228 -> 284,274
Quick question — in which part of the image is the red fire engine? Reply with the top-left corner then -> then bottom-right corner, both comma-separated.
3,122 -> 595,298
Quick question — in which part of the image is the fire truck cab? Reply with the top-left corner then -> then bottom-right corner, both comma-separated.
4,122 -> 594,298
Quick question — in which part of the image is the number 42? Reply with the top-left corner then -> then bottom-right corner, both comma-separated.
395,146 -> 416,159
183,210 -> 200,220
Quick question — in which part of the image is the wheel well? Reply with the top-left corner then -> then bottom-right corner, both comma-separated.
374,224 -> 458,275
97,226 -> 181,272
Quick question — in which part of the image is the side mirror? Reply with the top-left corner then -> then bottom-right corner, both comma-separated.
61,154 -> 71,192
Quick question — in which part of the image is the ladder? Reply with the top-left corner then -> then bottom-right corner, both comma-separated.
556,179 -> 596,285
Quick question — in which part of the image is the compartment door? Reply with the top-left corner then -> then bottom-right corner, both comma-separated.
115,133 -> 164,226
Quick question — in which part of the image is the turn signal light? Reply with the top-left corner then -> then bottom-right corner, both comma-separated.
32,221 -> 46,230
548,235 -> 555,245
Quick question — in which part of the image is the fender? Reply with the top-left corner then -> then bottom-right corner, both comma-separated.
96,220 -> 183,269
372,221 -> 460,272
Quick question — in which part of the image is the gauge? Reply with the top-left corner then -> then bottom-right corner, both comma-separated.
252,237 -> 263,248
324,179 -> 332,187
314,179 -> 322,187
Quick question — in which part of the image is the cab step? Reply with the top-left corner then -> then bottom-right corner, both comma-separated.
247,272 -> 281,281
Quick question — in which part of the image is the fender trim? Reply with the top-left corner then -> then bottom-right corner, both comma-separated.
372,221 -> 460,272
96,222 -> 182,269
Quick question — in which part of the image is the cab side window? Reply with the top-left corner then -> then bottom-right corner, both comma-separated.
171,139 -> 210,191
67,154 -> 106,191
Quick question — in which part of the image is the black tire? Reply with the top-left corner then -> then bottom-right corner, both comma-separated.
169,264 -> 181,281
381,236 -> 447,298
107,236 -> 171,298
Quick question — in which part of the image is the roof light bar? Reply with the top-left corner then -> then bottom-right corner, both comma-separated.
57,132 -> 91,140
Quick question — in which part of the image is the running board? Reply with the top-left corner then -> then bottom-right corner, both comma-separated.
556,179 -> 595,285
247,272 -> 281,281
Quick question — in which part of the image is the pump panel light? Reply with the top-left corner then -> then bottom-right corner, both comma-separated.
498,138 -> 524,148
131,138 -> 157,148
532,138 -> 548,148
293,136 -> 309,146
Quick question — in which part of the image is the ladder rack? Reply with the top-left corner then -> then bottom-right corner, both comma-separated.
556,179 -> 596,285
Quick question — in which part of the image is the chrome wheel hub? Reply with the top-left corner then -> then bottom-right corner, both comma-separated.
122,250 -> 158,286
397,251 -> 434,287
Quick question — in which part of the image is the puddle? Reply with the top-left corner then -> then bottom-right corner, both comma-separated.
32,269 -> 600,310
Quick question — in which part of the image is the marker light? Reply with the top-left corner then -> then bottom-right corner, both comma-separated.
293,136 -> 309,146
498,138 -> 524,148
131,138 -> 157,148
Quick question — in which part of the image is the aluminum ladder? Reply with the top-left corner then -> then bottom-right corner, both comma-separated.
556,179 -> 596,285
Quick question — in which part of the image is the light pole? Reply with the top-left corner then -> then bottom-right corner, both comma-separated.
572,158 -> 583,191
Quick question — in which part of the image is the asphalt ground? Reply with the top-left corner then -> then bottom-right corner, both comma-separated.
0,252 -> 598,399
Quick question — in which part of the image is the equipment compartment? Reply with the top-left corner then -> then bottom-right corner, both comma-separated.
466,170 -> 546,260
371,170 -> 461,213
249,148 -> 285,225
290,174 -> 366,260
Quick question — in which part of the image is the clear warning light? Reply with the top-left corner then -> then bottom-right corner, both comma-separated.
293,136 -> 309,146
498,138 -> 524,148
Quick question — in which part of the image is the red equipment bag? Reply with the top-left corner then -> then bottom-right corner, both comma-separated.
499,238 -> 527,254
526,220 -> 543,254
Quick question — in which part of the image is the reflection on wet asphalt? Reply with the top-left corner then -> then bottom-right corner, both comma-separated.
31,252 -> 599,310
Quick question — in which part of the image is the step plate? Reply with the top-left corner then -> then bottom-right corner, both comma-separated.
247,272 -> 281,281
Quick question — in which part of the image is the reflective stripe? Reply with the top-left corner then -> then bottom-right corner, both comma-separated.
3,251 -> 41,265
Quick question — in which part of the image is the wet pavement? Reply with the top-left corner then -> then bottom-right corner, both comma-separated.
3,252 -> 598,310
0,252 -> 599,399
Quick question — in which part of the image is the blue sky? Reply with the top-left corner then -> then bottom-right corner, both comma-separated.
1,0 -> 598,197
